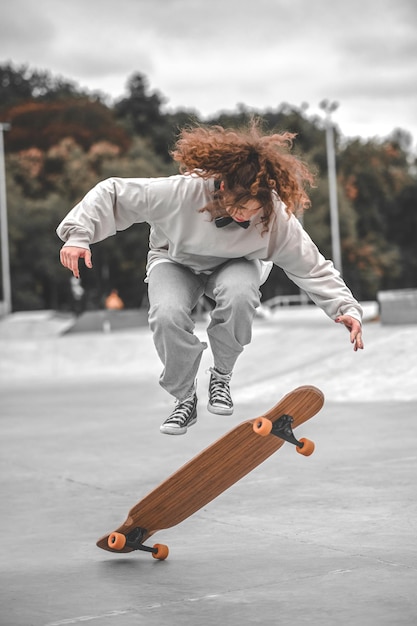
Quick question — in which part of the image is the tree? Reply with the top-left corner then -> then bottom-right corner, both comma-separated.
0,62 -> 92,111
337,137 -> 416,297
115,73 -> 164,133
3,99 -> 131,154
115,73 -> 170,158
3,134 -> 176,311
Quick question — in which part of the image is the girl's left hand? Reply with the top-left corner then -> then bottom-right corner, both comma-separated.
335,315 -> 364,351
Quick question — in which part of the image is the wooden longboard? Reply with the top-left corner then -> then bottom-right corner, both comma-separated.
96,385 -> 324,558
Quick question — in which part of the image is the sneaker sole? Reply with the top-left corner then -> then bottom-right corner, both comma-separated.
207,403 -> 234,416
160,416 -> 197,435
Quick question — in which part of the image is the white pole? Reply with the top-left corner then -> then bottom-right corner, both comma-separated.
0,122 -> 12,315
319,100 -> 342,274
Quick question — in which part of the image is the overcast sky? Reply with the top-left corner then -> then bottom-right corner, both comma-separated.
1,0 -> 417,147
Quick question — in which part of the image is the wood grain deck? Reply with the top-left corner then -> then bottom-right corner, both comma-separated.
97,385 -> 324,553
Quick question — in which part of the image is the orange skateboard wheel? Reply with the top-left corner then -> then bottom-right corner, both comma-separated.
108,532 -> 127,550
152,543 -> 169,560
296,438 -> 315,456
253,417 -> 273,436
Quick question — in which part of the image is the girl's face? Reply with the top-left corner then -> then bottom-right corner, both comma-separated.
225,198 -> 263,223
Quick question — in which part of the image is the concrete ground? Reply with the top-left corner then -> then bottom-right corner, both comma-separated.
1,305 -> 417,626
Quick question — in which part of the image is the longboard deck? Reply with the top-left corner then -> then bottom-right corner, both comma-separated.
97,385 -> 324,553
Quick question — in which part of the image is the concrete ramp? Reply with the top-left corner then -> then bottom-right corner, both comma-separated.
65,308 -> 149,333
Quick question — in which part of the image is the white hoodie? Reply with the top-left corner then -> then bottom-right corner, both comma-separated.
56,174 -> 362,323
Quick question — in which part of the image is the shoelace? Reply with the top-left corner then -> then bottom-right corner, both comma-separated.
208,368 -> 232,406
166,395 -> 196,426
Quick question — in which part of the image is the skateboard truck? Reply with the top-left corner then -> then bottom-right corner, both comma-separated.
253,413 -> 315,456
116,527 -> 153,552
108,527 -> 169,559
109,527 -> 154,553
270,414 -> 303,447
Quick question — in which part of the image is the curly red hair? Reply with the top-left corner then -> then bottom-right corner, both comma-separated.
171,120 -> 315,230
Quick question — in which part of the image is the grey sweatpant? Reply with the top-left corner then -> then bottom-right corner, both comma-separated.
147,259 -> 262,400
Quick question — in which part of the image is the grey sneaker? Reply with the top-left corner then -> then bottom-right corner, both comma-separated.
160,390 -> 197,435
207,367 -> 233,415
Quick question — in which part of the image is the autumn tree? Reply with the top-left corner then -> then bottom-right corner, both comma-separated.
337,136 -> 416,297
3,99 -> 131,154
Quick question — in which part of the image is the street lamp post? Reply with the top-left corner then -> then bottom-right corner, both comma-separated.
319,100 -> 342,274
0,122 -> 11,315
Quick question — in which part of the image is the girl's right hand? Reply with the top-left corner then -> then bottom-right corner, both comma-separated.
60,246 -> 93,279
